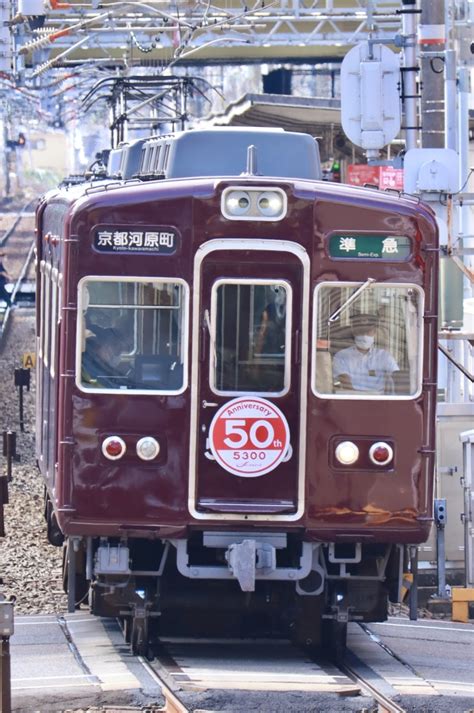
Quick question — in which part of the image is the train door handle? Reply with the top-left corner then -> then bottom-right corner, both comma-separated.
202,400 -> 218,409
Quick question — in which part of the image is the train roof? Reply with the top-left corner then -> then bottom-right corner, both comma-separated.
136,128 -> 321,182
107,137 -> 147,180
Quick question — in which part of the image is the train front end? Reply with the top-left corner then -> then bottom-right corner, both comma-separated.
39,130 -> 438,653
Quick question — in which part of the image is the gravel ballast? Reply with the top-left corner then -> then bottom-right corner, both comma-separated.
1,309 -> 68,613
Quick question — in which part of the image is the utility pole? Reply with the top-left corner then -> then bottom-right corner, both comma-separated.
2,115 -> 11,198
400,0 -> 420,151
419,0 -> 445,148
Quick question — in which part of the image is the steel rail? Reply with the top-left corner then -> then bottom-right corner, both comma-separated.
138,656 -> 190,713
0,201 -> 35,248
0,241 -> 36,345
339,658 -> 406,713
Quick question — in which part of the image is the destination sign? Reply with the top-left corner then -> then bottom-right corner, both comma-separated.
328,234 -> 411,260
94,226 -> 179,254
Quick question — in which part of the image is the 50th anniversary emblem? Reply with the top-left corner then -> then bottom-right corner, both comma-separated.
208,396 -> 291,477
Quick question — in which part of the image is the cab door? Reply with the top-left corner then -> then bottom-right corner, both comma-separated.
189,239 -> 309,522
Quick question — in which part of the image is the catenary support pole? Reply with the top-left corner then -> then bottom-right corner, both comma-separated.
419,0 -> 445,148
401,0 -> 420,150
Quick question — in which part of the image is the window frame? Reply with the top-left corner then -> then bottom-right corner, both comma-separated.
50,267 -> 59,378
75,275 -> 189,395
209,277 -> 292,397
311,281 -> 425,401
38,261 -> 45,361
43,263 -> 52,369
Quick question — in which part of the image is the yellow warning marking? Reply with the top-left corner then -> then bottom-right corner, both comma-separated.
451,587 -> 474,623
22,353 -> 36,369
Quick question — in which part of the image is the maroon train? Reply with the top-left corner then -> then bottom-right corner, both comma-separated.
36,128 -> 438,655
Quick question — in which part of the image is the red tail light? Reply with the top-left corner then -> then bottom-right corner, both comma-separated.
369,442 -> 393,466
102,436 -> 126,460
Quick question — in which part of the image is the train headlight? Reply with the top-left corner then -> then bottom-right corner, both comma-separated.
102,436 -> 126,460
369,442 -> 393,466
221,186 -> 287,221
224,190 -> 251,216
335,441 -> 359,466
136,436 -> 160,461
257,191 -> 284,217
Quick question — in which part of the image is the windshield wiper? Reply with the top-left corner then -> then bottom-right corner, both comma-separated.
328,277 -> 377,324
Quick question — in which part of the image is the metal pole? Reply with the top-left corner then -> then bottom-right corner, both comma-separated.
2,431 -> 16,483
434,498 -> 449,598
460,430 -> 474,587
0,636 -> 11,713
401,0 -> 419,150
444,49 -> 457,151
2,120 -> 10,198
458,67 -> 473,291
0,596 -> 14,713
67,540 -> 76,613
419,0 -> 445,148
18,386 -> 24,432
409,546 -> 418,620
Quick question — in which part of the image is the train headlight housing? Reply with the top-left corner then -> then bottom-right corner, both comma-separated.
369,442 -> 394,466
224,190 -> 251,216
136,436 -> 160,461
221,187 -> 287,221
102,436 -> 126,460
257,191 -> 284,217
335,440 -> 359,466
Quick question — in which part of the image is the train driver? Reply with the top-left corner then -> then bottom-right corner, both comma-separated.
81,327 -> 127,388
332,313 -> 399,393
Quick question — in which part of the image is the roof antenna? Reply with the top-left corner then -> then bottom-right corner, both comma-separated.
243,144 -> 260,176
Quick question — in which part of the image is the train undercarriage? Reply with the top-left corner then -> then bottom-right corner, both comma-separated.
55,520 -> 405,659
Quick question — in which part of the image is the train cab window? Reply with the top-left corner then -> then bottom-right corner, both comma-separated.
313,283 -> 423,399
211,280 -> 291,395
77,278 -> 188,393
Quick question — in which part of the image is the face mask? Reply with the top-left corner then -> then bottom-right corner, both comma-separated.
354,335 -> 374,350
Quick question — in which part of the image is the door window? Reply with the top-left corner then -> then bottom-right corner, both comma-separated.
211,280 -> 291,395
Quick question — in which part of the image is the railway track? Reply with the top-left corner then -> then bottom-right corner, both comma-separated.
340,658 -> 407,713
132,627 -> 414,713
0,201 -> 35,249
12,612 -> 473,711
0,205 -> 36,344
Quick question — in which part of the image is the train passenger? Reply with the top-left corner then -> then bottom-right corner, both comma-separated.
254,285 -> 287,392
255,285 -> 287,356
332,313 -> 399,393
81,327 -> 127,388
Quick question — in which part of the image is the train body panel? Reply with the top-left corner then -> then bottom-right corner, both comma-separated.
35,129 -> 438,648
